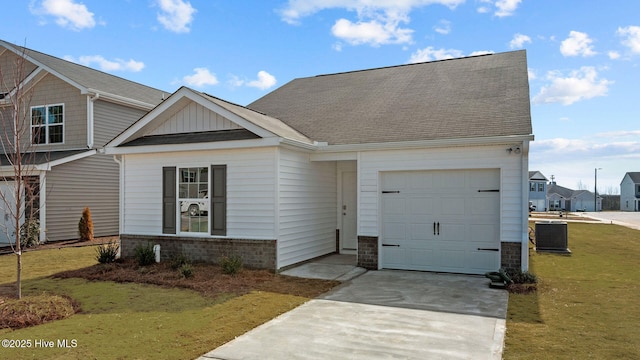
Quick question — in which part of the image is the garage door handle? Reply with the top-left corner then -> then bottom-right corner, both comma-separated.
477,248 -> 499,251
382,244 -> 400,247
437,222 -> 440,235
433,222 -> 440,235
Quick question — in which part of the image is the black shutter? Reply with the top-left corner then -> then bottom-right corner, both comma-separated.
210,165 -> 227,236
162,167 -> 176,234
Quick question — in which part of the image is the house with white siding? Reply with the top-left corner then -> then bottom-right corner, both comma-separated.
0,40 -> 165,245
620,172 -> 640,211
106,50 -> 533,274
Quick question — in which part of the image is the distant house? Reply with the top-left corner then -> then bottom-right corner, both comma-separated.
547,183 -> 601,212
106,50 -> 534,274
620,172 -> 640,211
0,40 -> 166,245
528,171 -> 548,211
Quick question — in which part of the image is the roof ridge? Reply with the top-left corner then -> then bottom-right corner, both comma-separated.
0,39 -> 166,93
312,50 -> 524,79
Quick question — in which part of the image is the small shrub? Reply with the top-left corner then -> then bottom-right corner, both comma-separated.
78,207 -> 94,241
179,263 -> 194,278
96,241 -> 119,264
220,255 -> 243,275
134,243 -> 156,266
19,219 -> 42,248
506,268 -> 538,284
170,253 -> 191,270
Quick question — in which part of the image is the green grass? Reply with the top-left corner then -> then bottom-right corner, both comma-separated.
0,246 -> 310,359
504,222 -> 640,359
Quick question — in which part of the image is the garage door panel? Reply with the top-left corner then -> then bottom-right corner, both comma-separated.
381,169 -> 500,274
410,223 -> 435,241
408,196 -> 435,215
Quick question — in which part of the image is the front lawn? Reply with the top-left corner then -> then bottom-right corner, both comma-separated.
504,222 -> 640,359
0,246 -> 339,359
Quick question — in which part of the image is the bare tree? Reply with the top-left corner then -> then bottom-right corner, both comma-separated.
0,44 -> 45,299
576,180 -> 589,190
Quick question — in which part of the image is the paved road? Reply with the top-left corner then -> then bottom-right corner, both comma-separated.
583,211 -> 640,230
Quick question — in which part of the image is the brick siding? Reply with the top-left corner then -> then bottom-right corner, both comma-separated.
357,236 -> 378,269
500,242 -> 522,272
120,234 -> 277,270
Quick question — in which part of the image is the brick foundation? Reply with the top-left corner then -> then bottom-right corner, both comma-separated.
501,242 -> 522,272
120,234 -> 277,270
357,236 -> 378,269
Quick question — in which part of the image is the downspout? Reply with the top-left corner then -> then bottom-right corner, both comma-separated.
521,140 -> 530,272
87,93 -> 100,149
113,155 -> 124,242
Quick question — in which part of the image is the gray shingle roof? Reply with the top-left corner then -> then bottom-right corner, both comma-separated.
0,150 -> 90,166
248,50 -> 532,145
625,172 -> 640,183
1,40 -> 166,107
121,129 -> 259,147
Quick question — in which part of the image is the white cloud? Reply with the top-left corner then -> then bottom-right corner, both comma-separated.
494,0 -> 521,17
31,0 -> 96,31
183,68 -> 219,87
408,47 -> 492,63
279,0 -> 464,47
528,68 -> 536,80
476,0 -> 521,17
510,33 -> 531,49
331,18 -> 413,46
560,31 -> 597,57
156,0 -> 196,33
617,25 -> 640,54
229,71 -> 277,90
408,47 -> 463,63
532,67 -> 613,105
247,71 -> 277,90
469,50 -> 494,56
64,55 -> 144,72
434,19 -> 451,35
608,51 -> 621,60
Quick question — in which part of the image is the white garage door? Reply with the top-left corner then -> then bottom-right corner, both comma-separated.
381,169 -> 500,274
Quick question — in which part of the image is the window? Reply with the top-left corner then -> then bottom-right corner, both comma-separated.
529,182 -> 536,192
162,165 -> 226,235
538,183 -> 544,192
31,104 -> 64,144
179,167 -> 209,233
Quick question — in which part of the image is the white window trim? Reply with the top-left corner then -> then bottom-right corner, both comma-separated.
30,103 -> 65,145
177,166 -> 210,235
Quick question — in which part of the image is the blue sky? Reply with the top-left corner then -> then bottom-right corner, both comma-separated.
1,0 -> 639,193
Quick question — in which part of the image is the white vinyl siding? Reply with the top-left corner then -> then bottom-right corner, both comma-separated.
93,101 -> 148,147
358,144 -> 525,244
45,153 -> 119,241
277,148 -> 337,268
121,147 -> 277,239
148,101 -> 241,136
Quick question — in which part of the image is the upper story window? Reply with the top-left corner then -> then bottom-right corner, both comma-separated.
31,104 -> 64,145
538,183 -> 544,191
529,182 -> 536,192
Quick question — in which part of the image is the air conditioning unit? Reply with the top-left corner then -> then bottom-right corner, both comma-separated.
535,221 -> 571,254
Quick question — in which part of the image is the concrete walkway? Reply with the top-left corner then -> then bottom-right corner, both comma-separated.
198,259 -> 507,360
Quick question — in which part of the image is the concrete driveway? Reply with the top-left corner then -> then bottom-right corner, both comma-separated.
198,270 -> 508,360
582,211 -> 640,230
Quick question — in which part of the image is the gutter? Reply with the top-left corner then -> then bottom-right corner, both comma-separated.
84,88 -> 156,110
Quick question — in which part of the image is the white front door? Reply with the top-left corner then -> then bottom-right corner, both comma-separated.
341,171 -> 357,251
381,169 -> 500,274
0,181 -> 17,246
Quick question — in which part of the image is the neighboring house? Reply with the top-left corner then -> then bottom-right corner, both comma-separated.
547,183 -> 601,212
528,171 -> 548,211
620,172 -> 640,211
0,40 -> 166,245
105,50 -> 533,274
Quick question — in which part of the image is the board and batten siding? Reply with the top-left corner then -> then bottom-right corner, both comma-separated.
358,144 -> 526,244
45,153 -> 119,241
93,100 -> 148,147
121,147 -> 278,239
277,148 -> 337,268
148,101 -> 241,136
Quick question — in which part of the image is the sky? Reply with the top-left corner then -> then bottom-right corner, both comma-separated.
1,0 -> 639,194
